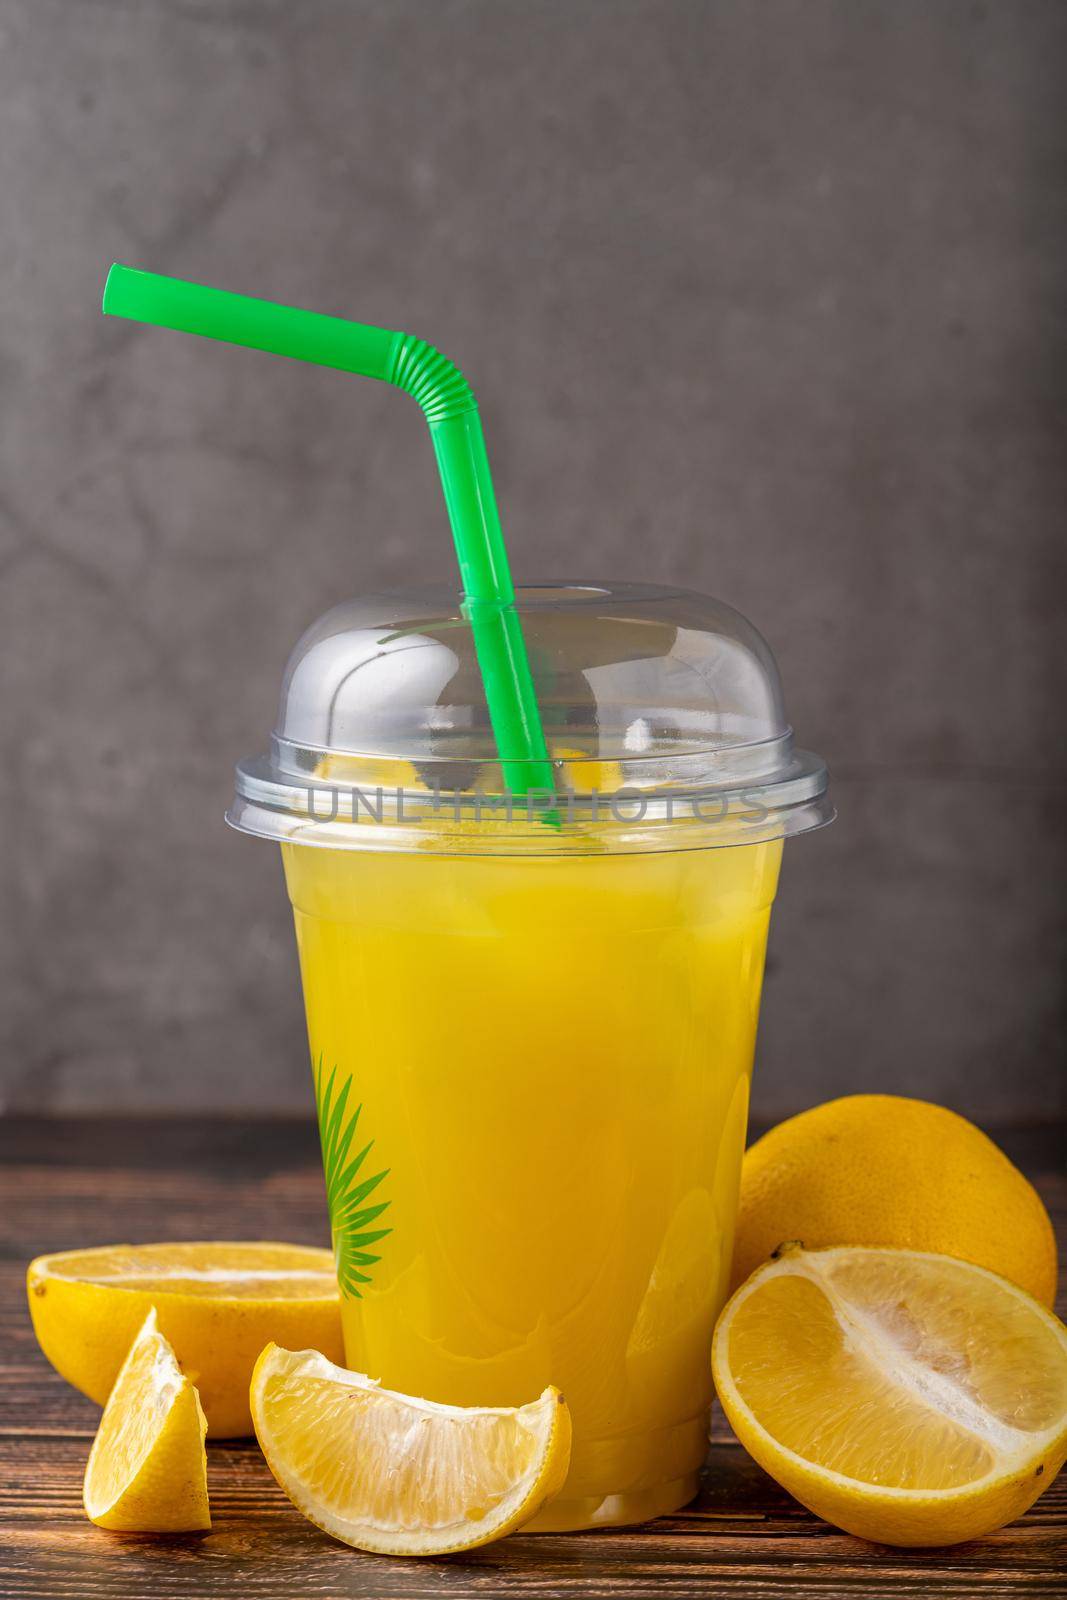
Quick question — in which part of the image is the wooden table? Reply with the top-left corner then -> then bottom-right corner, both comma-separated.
1,1117 -> 1063,1598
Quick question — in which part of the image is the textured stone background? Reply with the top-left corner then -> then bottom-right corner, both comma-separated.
1,0 -> 1063,1121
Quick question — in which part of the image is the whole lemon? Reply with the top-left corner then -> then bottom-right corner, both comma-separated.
731,1094 -> 1058,1306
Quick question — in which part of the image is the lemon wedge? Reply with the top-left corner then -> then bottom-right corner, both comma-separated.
83,1309 -> 209,1532
28,1241 -> 342,1437
713,1244 -> 1067,1547
251,1344 -> 571,1554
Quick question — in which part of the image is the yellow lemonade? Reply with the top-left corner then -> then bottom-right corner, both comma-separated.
282,837 -> 781,1529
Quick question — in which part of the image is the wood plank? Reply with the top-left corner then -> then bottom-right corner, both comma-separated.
0,1118 -> 1063,1598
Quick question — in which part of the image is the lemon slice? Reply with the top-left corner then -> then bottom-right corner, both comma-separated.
83,1309 -> 209,1532
251,1344 -> 571,1554
712,1244 -> 1067,1547
27,1241 -> 342,1437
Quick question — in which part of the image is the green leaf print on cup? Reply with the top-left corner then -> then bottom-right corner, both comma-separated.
313,1058 -> 392,1300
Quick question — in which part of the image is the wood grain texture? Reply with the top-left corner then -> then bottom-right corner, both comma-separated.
0,1118 -> 1063,1599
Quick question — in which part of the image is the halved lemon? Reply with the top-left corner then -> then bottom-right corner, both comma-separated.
712,1244 -> 1067,1547
83,1308 -> 209,1532
251,1344 -> 572,1555
28,1241 -> 342,1437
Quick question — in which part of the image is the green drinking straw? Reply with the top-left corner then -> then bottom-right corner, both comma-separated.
101,264 -> 557,811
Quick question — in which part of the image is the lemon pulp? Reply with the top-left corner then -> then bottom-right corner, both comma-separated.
713,1245 -> 1067,1547
251,1344 -> 570,1554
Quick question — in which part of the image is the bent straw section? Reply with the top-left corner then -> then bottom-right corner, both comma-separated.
102,265 -> 556,805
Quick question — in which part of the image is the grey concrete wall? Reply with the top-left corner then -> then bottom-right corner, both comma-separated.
1,0 -> 1063,1123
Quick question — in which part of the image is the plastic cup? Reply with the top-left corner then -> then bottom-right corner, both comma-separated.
100,271 -> 832,1522
228,581 -> 831,1529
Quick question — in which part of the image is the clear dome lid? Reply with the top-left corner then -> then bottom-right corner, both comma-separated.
227,582 -> 832,855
